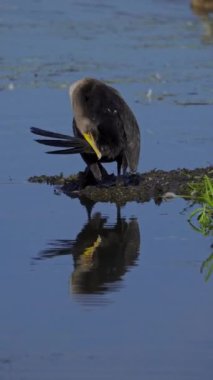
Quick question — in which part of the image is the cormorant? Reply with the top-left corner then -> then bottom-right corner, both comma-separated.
31,78 -> 140,182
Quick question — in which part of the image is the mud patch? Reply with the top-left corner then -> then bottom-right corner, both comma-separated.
28,166 -> 213,205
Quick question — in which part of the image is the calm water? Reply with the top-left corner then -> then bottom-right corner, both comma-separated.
0,1 -> 213,379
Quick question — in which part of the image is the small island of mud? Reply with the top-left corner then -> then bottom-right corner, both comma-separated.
29,166 -> 213,205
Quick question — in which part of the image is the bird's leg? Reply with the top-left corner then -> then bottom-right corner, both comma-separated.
116,156 -> 127,185
117,160 -> 122,177
89,163 -> 103,182
78,164 -> 102,187
122,156 -> 128,176
88,162 -> 110,184
81,161 -> 114,188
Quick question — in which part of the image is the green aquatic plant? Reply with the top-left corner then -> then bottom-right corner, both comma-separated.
187,175 -> 213,236
200,252 -> 213,282
185,175 -> 213,281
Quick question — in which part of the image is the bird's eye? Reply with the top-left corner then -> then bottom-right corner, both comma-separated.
85,95 -> 89,102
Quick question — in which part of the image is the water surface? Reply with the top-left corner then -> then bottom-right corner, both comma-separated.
0,1 -> 212,379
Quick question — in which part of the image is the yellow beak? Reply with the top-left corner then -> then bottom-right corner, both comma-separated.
83,132 -> 102,160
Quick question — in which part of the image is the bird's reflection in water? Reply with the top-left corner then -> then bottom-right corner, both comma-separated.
36,205 -> 140,300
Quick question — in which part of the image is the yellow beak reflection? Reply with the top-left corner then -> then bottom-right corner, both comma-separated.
83,132 -> 102,160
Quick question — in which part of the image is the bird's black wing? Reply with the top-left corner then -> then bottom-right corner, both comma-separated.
113,98 -> 140,172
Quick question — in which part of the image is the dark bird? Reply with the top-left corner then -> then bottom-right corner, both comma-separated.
31,78 -> 140,182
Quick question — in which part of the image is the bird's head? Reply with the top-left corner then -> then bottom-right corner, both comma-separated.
69,78 -> 102,160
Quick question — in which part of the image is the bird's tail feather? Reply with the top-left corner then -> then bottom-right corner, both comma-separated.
30,127 -> 92,155
31,127 -> 72,140
47,148 -> 84,155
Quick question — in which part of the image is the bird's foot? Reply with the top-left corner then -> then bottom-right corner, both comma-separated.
98,173 -> 117,188
117,173 -> 140,186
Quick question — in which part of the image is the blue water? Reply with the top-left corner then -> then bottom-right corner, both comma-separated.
0,1 -> 212,379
